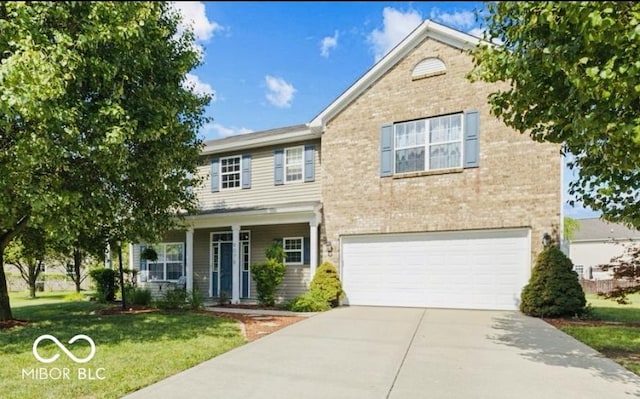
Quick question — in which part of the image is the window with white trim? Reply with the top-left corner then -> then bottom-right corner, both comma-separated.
285,147 -> 303,183
141,243 -> 184,281
220,156 -> 241,189
395,113 -> 462,174
283,237 -> 303,265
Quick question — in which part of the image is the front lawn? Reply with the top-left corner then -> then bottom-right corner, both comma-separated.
1,291 -> 245,399
556,293 -> 640,376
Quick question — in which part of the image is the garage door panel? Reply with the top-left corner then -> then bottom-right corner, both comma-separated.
341,229 -> 530,310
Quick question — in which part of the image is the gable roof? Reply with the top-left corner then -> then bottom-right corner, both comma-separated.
308,19 -> 483,130
572,217 -> 640,242
201,124 -> 318,155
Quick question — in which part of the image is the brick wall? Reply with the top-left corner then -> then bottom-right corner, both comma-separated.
321,37 -> 561,268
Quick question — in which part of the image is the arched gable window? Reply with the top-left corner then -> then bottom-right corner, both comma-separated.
412,57 -> 446,80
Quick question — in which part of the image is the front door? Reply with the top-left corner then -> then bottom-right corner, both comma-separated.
219,243 -> 233,297
211,231 -> 251,299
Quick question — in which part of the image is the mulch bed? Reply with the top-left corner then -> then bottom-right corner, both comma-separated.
207,311 -> 305,342
96,305 -> 305,342
212,303 -> 282,311
96,305 -> 158,315
0,305 -> 304,341
0,319 -> 29,330
544,318 -> 640,328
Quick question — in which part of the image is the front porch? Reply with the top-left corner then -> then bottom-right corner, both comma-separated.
132,202 -> 322,304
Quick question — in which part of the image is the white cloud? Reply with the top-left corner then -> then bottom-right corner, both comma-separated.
320,31 -> 339,58
264,75 -> 296,108
183,73 -> 215,98
172,1 -> 223,42
368,8 -> 423,62
429,9 -> 476,29
203,123 -> 253,139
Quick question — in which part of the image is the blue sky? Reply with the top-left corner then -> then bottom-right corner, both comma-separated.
173,1 -> 600,220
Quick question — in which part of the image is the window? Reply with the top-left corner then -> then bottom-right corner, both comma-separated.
141,243 -> 184,281
395,114 -> 462,174
283,237 -> 303,265
220,156 -> 241,189
573,264 -> 584,279
285,147 -> 303,183
412,57 -> 447,80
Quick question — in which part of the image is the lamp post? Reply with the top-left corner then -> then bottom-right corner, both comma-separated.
117,240 -> 126,310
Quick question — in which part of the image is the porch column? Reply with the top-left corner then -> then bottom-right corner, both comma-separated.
231,224 -> 240,304
186,228 -> 194,291
105,243 -> 112,269
309,220 -> 319,280
128,243 -> 134,271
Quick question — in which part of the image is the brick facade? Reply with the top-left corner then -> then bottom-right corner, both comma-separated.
320,36 -> 561,268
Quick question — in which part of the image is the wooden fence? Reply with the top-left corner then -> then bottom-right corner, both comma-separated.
579,279 -> 637,294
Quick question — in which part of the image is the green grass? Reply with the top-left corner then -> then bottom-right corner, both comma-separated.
558,293 -> 640,376
585,293 -> 640,323
2,291 -> 245,399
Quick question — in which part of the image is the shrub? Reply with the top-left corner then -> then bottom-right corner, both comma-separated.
288,290 -> 331,312
187,288 -> 204,310
89,268 -> 118,302
520,246 -> 586,317
265,240 -> 286,263
310,261 -> 344,307
218,290 -> 230,306
127,287 -> 152,306
63,292 -> 86,302
154,288 -> 188,310
251,258 -> 286,307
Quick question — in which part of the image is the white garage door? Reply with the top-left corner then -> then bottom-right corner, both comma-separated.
341,229 -> 530,310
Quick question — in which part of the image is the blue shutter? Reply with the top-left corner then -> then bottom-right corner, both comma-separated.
304,145 -> 315,182
139,245 -> 147,282
380,125 -> 394,176
242,154 -> 251,189
274,149 -> 284,185
464,110 -> 480,168
211,158 -> 220,192
139,245 -> 147,270
303,237 -> 310,264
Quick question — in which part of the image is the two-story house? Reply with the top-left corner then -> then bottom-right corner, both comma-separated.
130,20 -> 561,310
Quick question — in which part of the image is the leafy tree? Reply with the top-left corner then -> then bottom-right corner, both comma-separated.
0,2 -> 209,320
4,228 -> 48,298
470,2 -> 640,229
520,246 -> 586,317
598,245 -> 640,304
563,217 -> 580,242
64,248 -> 91,294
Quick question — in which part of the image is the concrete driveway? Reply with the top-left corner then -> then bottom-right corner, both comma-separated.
124,307 -> 640,399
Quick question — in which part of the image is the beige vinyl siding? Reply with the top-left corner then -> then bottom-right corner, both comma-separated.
193,228 -> 220,297
195,139 -> 321,211
246,224 -> 311,301
134,225 -> 311,301
131,230 -> 186,272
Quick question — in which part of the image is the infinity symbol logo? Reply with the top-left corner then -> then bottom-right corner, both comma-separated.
32,334 -> 96,364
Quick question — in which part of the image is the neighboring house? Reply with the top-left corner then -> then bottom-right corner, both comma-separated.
569,218 -> 640,280
130,20 -> 561,310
